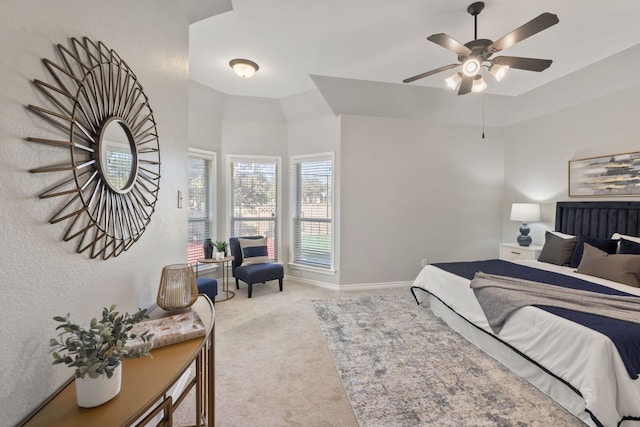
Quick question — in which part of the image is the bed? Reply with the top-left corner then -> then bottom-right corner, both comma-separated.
411,201 -> 640,427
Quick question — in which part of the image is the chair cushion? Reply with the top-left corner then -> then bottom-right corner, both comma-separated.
235,263 -> 283,285
238,237 -> 268,266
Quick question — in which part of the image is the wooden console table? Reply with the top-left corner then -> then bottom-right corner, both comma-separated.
20,296 -> 215,427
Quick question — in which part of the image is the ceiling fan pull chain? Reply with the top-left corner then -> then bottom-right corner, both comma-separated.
481,90 -> 486,139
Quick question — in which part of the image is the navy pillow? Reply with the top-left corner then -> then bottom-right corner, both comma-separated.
620,238 -> 640,255
569,235 -> 618,268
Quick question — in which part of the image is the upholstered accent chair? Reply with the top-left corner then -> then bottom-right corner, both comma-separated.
229,236 -> 284,298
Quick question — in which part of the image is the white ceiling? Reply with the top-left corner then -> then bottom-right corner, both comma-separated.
189,0 -> 640,100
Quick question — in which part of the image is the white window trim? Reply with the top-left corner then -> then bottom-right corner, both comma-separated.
188,148 -> 217,272
226,154 -> 282,262
289,152 -> 335,271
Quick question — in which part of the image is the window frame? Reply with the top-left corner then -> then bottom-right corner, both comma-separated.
187,148 -> 216,268
226,154 -> 282,262
289,152 -> 335,272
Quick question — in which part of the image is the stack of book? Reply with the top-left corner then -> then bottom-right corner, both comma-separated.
127,310 -> 206,351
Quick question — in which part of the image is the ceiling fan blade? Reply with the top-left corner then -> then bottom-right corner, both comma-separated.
493,56 -> 553,72
403,63 -> 460,84
490,13 -> 559,53
427,33 -> 472,56
458,75 -> 472,95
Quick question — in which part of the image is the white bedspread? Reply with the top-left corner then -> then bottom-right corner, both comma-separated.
412,259 -> 640,427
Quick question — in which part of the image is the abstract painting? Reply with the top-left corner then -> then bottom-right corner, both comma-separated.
569,151 -> 640,197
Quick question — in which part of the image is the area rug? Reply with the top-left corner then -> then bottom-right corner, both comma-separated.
312,295 -> 584,427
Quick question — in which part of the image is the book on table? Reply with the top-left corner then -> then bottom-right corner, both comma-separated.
128,310 -> 206,351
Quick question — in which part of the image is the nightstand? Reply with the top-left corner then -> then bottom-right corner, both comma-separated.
499,243 -> 542,261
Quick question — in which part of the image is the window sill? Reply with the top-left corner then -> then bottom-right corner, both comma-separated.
288,263 -> 336,276
194,264 -> 218,275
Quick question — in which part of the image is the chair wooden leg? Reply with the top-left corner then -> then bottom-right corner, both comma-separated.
248,283 -> 252,298
279,278 -> 283,292
235,278 -> 239,290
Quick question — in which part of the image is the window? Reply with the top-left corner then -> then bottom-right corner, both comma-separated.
187,149 -> 216,266
290,153 -> 334,269
229,156 -> 280,261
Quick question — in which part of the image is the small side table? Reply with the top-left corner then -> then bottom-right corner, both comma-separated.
198,256 -> 235,302
499,243 -> 542,261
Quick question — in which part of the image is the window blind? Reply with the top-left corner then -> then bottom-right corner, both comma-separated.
188,154 -> 214,266
291,156 -> 333,268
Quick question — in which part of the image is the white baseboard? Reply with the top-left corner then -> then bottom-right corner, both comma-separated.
339,281 -> 413,291
285,275 -> 412,291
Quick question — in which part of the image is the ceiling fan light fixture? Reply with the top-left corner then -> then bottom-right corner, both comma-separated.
229,58 -> 259,79
489,63 -> 509,81
471,75 -> 487,93
462,58 -> 481,77
445,72 -> 462,90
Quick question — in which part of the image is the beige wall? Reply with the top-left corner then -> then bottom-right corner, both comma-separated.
502,84 -> 640,246
0,2 -> 227,424
340,116 -> 506,285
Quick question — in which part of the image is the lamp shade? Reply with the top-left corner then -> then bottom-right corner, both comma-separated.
510,203 -> 541,222
489,63 -> 509,82
445,72 -> 462,90
471,75 -> 487,93
157,264 -> 198,312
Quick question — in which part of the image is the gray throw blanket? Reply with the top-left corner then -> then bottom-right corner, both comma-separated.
470,272 -> 640,334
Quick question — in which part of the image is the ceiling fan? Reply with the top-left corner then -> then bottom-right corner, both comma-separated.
403,1 -> 559,95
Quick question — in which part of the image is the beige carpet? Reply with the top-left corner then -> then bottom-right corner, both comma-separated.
174,279 -> 407,426
174,279 -> 580,426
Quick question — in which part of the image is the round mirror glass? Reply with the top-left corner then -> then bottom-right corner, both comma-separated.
98,117 -> 138,193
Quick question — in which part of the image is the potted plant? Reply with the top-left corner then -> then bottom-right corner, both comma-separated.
50,304 -> 154,408
214,240 -> 228,259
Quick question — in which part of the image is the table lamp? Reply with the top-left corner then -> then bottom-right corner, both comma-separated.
510,203 -> 540,247
157,264 -> 198,312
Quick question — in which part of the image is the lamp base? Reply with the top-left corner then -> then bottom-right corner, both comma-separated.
517,222 -> 532,247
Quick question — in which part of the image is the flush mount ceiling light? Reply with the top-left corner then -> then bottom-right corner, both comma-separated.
403,1 -> 558,94
229,58 -> 259,79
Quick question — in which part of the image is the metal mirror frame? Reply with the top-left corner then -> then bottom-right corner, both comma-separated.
27,37 -> 161,259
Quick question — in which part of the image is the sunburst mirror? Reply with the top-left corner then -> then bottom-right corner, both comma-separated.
27,37 -> 160,259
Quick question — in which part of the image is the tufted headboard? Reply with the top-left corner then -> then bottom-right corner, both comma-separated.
555,201 -> 640,239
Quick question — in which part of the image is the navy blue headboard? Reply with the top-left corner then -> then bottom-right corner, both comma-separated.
555,201 -> 640,239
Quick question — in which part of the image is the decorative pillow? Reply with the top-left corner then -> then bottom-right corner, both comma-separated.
550,231 -> 576,239
537,231 -> 578,266
611,233 -> 640,244
577,243 -> 640,287
620,238 -> 640,255
569,235 -> 618,268
238,238 -> 269,266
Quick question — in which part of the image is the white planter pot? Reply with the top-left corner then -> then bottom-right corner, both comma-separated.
75,364 -> 122,408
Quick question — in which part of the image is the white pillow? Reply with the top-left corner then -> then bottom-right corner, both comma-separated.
611,233 -> 640,244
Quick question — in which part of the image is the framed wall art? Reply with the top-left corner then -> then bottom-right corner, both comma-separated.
569,151 -> 640,197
